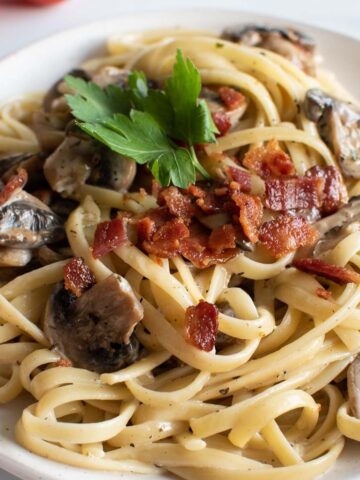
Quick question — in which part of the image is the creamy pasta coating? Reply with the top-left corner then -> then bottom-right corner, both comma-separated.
0,24 -> 360,480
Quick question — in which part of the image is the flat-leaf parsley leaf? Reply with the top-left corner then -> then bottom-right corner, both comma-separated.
65,49 -> 217,188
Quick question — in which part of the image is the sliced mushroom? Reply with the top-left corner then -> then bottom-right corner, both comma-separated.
90,66 -> 130,89
33,69 -> 90,152
304,89 -> 360,178
348,356 -> 360,418
43,68 -> 90,114
0,247 -> 32,267
201,87 -> 247,129
44,274 -> 144,373
312,196 -> 360,256
0,190 -> 64,248
44,134 -> 136,199
222,24 -> 316,75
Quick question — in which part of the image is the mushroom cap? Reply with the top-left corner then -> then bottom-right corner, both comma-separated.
304,89 -> 360,178
44,274 -> 144,373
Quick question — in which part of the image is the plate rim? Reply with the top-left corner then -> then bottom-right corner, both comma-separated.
1,7 -> 360,480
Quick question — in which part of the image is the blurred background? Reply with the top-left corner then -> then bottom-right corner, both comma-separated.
0,0 -> 359,479
0,0 -> 359,59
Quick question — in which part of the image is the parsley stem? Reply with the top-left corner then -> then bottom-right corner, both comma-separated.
190,145 -> 211,180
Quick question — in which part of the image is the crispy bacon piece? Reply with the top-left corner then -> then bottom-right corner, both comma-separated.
316,287 -> 332,300
188,184 -> 206,198
232,192 -> 263,242
209,224 -> 237,252
143,218 -> 189,258
259,215 -> 319,258
184,300 -> 219,352
0,168 -> 28,205
158,186 -> 195,220
306,165 -> 348,214
243,140 -> 295,178
179,225 -> 238,268
218,87 -> 246,111
212,111 -> 232,136
227,167 -> 252,193
195,191 -> 224,214
92,217 -> 128,259
265,176 -> 322,211
63,257 -> 96,297
54,358 -> 73,368
293,258 -> 360,285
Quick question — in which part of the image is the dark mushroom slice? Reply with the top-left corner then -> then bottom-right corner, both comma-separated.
44,274 -> 144,373
44,134 -> 136,199
43,68 -> 90,114
0,190 -> 64,248
304,89 -> 360,178
90,66 -> 130,89
312,196 -> 360,256
33,69 -> 90,152
221,24 -> 316,75
201,87 -> 248,129
348,356 -> 360,418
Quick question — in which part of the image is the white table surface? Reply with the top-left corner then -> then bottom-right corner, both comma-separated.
0,0 -> 359,478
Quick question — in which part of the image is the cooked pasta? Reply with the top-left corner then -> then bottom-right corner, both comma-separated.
0,25 -> 360,480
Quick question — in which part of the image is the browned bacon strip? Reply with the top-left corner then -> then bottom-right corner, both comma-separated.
265,176 -> 322,211
259,214 -> 319,258
143,218 -> 190,258
64,257 -> 96,297
232,191 -> 263,242
92,217 -> 128,259
218,87 -> 246,111
0,168 -> 28,205
209,224 -> 237,252
293,258 -> 360,285
227,167 -> 252,193
306,165 -> 348,214
158,186 -> 195,220
185,300 -> 219,351
243,140 -> 295,178
211,111 -> 232,136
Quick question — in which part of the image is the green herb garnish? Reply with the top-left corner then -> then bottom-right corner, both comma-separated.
65,50 -> 218,188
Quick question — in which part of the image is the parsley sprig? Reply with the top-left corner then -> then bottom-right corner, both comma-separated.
65,50 -> 218,188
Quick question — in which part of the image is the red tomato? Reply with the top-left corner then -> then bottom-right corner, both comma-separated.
24,0 -> 66,5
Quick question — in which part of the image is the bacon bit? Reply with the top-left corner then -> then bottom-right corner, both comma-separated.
92,217 -> 128,259
259,215 -> 319,258
227,167 -> 252,193
63,257 -> 96,297
243,140 -> 295,178
316,287 -> 332,300
158,186 -> 195,220
209,224 -> 237,252
184,300 -> 219,352
265,176 -> 322,211
179,224 -> 238,269
232,192 -> 263,243
143,218 -> 190,258
212,111 -> 232,136
218,87 -> 246,111
136,216 -> 156,244
188,184 -> 206,198
293,258 -> 360,285
54,358 -> 72,368
0,168 -> 28,205
196,191 -> 224,214
306,165 -> 348,214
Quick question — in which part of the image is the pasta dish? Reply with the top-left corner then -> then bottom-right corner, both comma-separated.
1,24 -> 360,480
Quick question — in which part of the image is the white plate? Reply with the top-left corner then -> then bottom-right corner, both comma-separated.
1,9 -> 360,480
